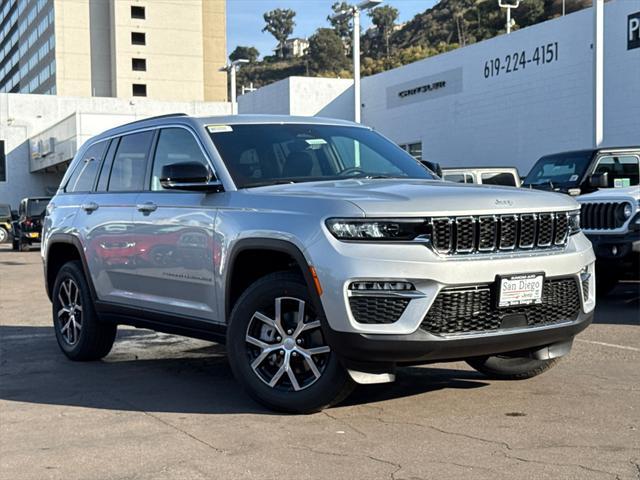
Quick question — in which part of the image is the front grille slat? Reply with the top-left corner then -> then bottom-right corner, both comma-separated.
421,278 -> 581,335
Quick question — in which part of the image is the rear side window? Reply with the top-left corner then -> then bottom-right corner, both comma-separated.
65,142 -> 108,192
150,128 -> 210,191
108,131 -> 154,191
481,172 -> 517,186
444,173 -> 474,183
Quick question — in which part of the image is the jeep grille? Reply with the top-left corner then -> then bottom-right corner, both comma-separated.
430,212 -> 569,255
580,202 -> 628,230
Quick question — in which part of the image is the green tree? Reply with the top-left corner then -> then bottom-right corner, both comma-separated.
262,9 -> 296,59
328,2 -> 353,42
369,5 -> 399,57
307,28 -> 349,75
229,45 -> 260,63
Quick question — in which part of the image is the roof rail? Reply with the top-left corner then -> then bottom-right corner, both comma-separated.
120,112 -> 189,128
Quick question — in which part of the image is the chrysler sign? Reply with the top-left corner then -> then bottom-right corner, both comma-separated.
387,68 -> 462,109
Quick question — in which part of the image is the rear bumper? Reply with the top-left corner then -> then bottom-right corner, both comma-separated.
325,310 -> 593,365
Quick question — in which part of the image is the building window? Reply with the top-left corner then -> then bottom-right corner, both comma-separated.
132,83 -> 147,97
132,58 -> 146,71
131,32 -> 146,45
131,5 -> 145,19
400,142 -> 422,161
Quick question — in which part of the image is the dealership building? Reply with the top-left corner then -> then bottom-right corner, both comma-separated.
1,0 -> 639,208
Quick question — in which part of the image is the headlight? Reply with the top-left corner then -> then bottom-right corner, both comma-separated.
568,210 -> 581,235
326,218 -> 429,241
623,202 -> 633,219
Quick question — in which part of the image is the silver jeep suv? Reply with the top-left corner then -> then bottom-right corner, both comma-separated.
42,114 -> 595,412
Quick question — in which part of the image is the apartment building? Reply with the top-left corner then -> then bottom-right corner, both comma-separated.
0,0 -> 227,101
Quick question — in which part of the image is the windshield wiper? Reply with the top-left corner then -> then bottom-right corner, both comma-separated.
242,179 -> 297,188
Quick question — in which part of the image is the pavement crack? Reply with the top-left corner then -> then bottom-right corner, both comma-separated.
322,410 -> 367,437
501,451 -> 622,479
102,391 -> 227,455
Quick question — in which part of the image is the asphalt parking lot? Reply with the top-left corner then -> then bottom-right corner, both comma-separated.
0,244 -> 638,480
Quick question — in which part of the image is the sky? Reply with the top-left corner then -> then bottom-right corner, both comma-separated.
226,0 -> 438,59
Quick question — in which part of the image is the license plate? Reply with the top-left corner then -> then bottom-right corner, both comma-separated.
498,273 -> 544,307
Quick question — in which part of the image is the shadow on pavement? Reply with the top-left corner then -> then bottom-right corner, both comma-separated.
594,281 -> 640,326
0,325 -> 489,414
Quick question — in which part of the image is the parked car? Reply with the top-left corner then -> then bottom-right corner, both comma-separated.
577,186 -> 640,294
12,197 -> 51,251
42,114 -> 595,413
0,203 -> 12,243
442,167 -> 521,187
523,147 -> 640,196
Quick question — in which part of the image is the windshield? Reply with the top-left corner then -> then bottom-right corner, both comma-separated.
0,205 -> 10,218
207,124 -> 434,188
524,152 -> 592,187
27,199 -> 49,217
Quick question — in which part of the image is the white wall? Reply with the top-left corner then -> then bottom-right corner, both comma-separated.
238,76 -> 354,120
361,0 -> 640,174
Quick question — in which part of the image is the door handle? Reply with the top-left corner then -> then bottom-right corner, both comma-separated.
81,202 -> 99,213
136,202 -> 158,213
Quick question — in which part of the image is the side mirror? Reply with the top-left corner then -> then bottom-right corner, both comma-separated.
421,160 -> 443,177
589,171 -> 608,188
160,162 -> 223,192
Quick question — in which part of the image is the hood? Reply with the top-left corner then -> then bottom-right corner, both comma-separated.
577,186 -> 640,203
252,179 -> 578,216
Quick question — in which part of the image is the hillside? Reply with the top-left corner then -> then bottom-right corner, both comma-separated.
237,0 -> 592,89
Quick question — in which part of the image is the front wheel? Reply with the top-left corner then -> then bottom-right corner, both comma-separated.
52,260 -> 117,361
227,272 -> 354,413
0,227 -> 8,244
466,354 -> 559,380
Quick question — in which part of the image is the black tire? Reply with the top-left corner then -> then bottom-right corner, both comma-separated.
19,240 -> 29,252
596,274 -> 618,297
466,355 -> 559,380
52,260 -> 117,361
11,239 -> 19,251
227,271 -> 354,413
0,227 -> 8,244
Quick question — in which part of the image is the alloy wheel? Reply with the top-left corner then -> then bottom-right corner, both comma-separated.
0,228 -> 6,243
245,297 -> 330,392
57,278 -> 83,345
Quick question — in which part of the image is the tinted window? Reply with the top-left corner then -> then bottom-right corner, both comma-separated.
96,139 -> 119,191
444,173 -> 474,184
0,140 -> 5,182
593,155 -> 639,187
524,152 -> 593,187
208,124 -> 433,188
151,128 -> 210,191
0,205 -> 10,217
65,142 -> 108,192
481,172 -> 517,186
27,199 -> 49,217
108,131 -> 154,192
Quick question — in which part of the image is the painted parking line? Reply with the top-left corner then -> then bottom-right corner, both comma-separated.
576,339 -> 640,352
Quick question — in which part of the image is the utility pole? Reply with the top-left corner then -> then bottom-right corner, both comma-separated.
593,0 -> 604,146
498,0 -> 520,34
331,0 -> 382,123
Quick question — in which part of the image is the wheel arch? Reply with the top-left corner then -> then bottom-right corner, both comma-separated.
45,234 -> 96,302
224,238 -> 324,321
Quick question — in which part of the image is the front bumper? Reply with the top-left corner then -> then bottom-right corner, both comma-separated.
325,310 -> 593,364
309,232 -> 595,335
585,230 -> 640,260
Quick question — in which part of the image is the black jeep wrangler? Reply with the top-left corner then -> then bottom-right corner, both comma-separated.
12,197 -> 51,251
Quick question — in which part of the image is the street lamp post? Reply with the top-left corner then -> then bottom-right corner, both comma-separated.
498,0 -> 520,34
332,0 -> 382,123
219,59 -> 249,115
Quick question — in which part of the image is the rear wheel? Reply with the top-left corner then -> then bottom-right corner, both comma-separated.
11,238 -> 19,251
52,260 -> 117,361
466,354 -> 559,380
0,227 -> 8,244
227,272 -> 354,413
